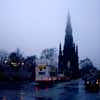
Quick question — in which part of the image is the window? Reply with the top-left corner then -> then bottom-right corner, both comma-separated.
50,72 -> 56,76
39,72 -> 45,75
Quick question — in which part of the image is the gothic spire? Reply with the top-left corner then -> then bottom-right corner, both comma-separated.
58,42 -> 63,73
64,11 -> 73,48
75,45 -> 78,60
59,43 -> 62,54
65,11 -> 72,34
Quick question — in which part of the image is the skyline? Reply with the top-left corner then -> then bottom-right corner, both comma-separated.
0,0 -> 100,68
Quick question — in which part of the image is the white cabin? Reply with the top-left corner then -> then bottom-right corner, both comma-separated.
35,64 -> 57,81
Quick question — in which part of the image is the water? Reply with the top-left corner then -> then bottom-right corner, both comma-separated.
0,79 -> 100,100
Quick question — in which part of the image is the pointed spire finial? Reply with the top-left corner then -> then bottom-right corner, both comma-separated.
59,42 -> 62,55
59,42 -> 61,49
67,10 -> 71,24
65,10 -> 72,34
64,10 -> 73,48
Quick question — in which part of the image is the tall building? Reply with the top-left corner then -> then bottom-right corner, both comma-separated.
58,12 -> 80,78
58,43 -> 63,73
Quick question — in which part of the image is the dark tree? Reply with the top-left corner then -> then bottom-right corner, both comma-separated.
8,48 -> 24,73
24,55 -> 37,81
40,48 -> 57,65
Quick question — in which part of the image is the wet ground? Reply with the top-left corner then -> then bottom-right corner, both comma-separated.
0,79 -> 100,100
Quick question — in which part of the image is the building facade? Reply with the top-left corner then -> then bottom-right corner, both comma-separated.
58,12 -> 80,78
35,64 -> 57,81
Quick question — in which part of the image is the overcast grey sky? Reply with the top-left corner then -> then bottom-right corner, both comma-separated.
0,0 -> 100,67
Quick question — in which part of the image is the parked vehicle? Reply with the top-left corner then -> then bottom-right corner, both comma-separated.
85,77 -> 99,92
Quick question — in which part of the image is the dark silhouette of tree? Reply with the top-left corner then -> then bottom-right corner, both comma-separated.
24,55 -> 37,81
8,48 -> 23,71
40,48 -> 57,65
80,58 -> 97,80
